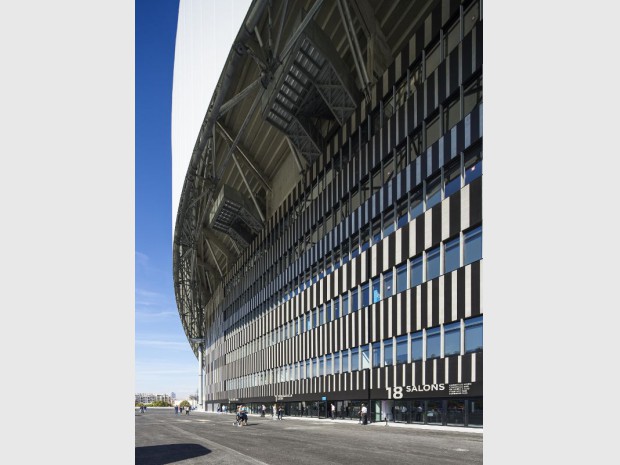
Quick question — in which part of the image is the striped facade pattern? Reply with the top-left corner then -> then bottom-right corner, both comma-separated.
204,0 -> 483,404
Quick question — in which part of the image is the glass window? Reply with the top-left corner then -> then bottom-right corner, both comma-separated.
342,350 -> 349,372
396,334 -> 408,364
463,75 -> 482,115
426,327 -> 441,359
394,264 -> 405,294
326,355 -> 333,376
383,339 -> 394,366
463,0 -> 480,37
425,42 -> 440,78
383,209 -> 395,237
410,190 -> 423,219
384,270 -> 393,298
426,114 -> 441,147
327,302 -> 332,322
465,316 -> 483,353
444,236 -> 460,273
410,255 -> 423,287
313,308 -> 318,328
361,283 -> 370,308
444,321 -> 461,356
333,297 -> 340,319
372,279 -> 381,303
426,174 -> 441,209
342,293 -> 349,316
306,360 -> 310,379
351,288 -> 358,312
463,226 -> 482,265
361,344 -> 371,369
313,357 -> 318,377
319,357 -> 324,377
464,147 -> 482,185
372,343 -> 381,368
411,331 -> 423,361
334,352 -> 341,374
319,305 -> 325,325
427,246 -> 441,280
444,160 -> 461,198
445,18 -> 460,57
351,347 -> 359,371
305,313 -> 311,331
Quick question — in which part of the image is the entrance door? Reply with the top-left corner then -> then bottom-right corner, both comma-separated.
318,401 -> 327,418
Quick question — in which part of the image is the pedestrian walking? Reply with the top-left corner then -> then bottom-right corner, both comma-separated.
331,403 -> 336,420
174,405 -> 179,415
277,405 -> 284,420
361,404 -> 368,425
261,404 -> 266,417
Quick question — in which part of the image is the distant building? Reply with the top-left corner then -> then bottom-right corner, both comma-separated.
135,393 -> 173,404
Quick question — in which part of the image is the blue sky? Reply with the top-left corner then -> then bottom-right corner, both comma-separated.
136,0 -> 198,400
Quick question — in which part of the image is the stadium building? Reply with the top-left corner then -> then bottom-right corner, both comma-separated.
172,0 -> 483,427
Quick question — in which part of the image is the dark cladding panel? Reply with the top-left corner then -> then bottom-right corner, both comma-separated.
443,272 -> 452,323
469,177 -> 482,226
471,261 -> 481,315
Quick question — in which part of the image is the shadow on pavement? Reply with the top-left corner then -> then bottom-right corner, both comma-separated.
135,443 -> 211,465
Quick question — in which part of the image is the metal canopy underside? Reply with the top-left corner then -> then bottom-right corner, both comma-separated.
173,0 -> 432,353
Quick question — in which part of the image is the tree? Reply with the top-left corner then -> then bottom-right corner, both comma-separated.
179,400 -> 191,408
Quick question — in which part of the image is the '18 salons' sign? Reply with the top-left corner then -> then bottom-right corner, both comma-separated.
384,382 -> 481,399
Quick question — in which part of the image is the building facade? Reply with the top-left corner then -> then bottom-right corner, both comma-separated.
135,393 -> 174,405
173,0 -> 483,428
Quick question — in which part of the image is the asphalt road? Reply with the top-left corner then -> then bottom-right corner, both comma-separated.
136,409 -> 482,465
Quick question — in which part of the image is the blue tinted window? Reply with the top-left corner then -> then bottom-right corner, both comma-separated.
398,212 -> 408,228
426,327 -> 441,359
306,360 -> 310,378
464,151 -> 482,185
334,353 -> 340,374
326,355 -> 332,375
396,263 -> 407,293
342,351 -> 349,372
372,344 -> 381,367
464,226 -> 482,265
333,298 -> 340,319
383,340 -> 394,366
361,344 -> 370,369
410,191 -> 423,219
319,357 -> 324,377
396,335 -> 408,364
384,220 -> 395,237
444,321 -> 461,356
351,348 -> 359,371
319,306 -> 325,325
411,331 -> 423,361
342,294 -> 349,316
312,358 -> 318,377
372,280 -> 381,303
351,288 -> 358,312
426,175 -> 441,209
361,283 -> 370,308
465,316 -> 483,353
384,270 -> 393,298
444,161 -> 461,198
427,246 -> 441,280
326,302 -> 332,322
445,237 -> 460,273
410,255 -> 423,287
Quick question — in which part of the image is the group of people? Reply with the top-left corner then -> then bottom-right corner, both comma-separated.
174,405 -> 190,415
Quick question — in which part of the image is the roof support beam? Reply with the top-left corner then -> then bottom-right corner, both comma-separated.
337,0 -> 371,100
219,78 -> 261,116
231,152 -> 266,223
215,122 -> 271,193
351,0 -> 392,80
